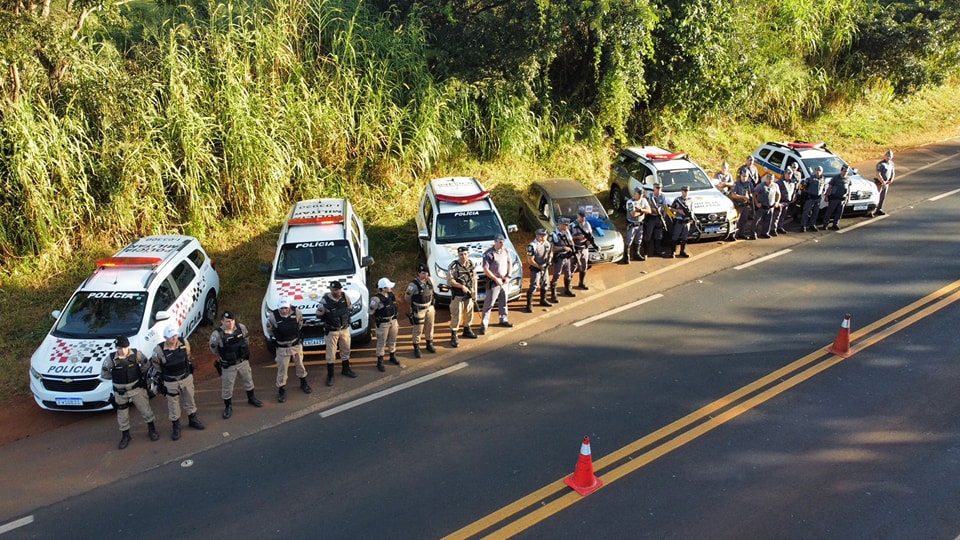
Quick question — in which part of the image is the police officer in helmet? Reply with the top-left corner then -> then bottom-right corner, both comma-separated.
209,311 -> 262,419
316,281 -> 357,386
369,277 -> 402,371
102,336 -> 158,449
151,326 -> 205,441
266,297 -> 311,402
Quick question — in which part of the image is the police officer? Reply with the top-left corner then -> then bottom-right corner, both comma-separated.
369,277 -> 401,371
209,311 -> 262,419
405,264 -> 436,358
713,162 -> 734,194
773,168 -> 798,234
621,187 -> 650,264
753,173 -> 781,238
643,183 -> 668,257
823,164 -> 851,230
670,186 -> 694,258
737,156 -> 759,186
152,326 -> 204,441
731,172 -> 755,240
317,281 -> 356,386
874,150 -> 895,216
102,336 -> 158,449
524,228 -> 552,312
549,218 -> 576,302
570,210 -> 593,290
480,233 -> 514,334
266,297 -> 311,401
800,166 -> 827,232
448,246 -> 478,348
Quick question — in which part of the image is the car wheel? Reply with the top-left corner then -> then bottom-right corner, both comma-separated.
609,185 -> 623,213
200,290 -> 218,326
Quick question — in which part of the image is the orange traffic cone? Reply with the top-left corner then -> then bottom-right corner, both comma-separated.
564,436 -> 603,496
828,313 -> 852,358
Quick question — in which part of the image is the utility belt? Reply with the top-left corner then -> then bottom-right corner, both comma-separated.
276,338 -> 301,348
162,373 -> 190,383
828,196 -> 844,201
113,381 -> 141,395
627,221 -> 641,228
326,324 -> 350,332
760,205 -> 772,209
375,315 -> 397,325
221,359 -> 246,368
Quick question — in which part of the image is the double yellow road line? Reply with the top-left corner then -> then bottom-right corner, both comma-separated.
446,279 -> 960,539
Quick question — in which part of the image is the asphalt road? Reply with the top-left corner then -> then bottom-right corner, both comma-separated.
3,140 -> 960,539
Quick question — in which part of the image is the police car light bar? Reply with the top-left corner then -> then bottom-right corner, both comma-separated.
96,256 -> 163,268
645,152 -> 686,161
787,142 -> 825,149
287,216 -> 345,226
435,191 -> 490,204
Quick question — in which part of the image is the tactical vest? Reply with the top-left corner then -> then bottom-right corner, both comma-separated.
272,309 -> 301,345
570,220 -> 590,247
410,279 -> 434,306
217,327 -> 249,364
322,294 -> 351,329
111,351 -> 142,385
527,240 -> 551,267
449,260 -> 474,297
159,339 -> 190,380
374,292 -> 398,323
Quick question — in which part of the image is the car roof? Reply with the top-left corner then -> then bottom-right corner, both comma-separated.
282,199 -> 350,244
82,236 -> 198,292
622,146 -> 699,172
533,178 -> 594,199
429,176 -> 495,213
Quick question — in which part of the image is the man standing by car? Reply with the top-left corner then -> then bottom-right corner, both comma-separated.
670,186 -> 694,258
369,277 -> 401,371
569,210 -> 594,290
448,246 -> 478,347
152,326 -> 205,441
823,165 -> 852,230
713,162 -> 735,194
317,281 -> 357,386
549,218 -> 577,301
643,183 -> 668,257
773,168 -> 798,234
738,156 -> 759,186
524,228 -> 552,312
800,166 -> 827,232
732,173 -> 755,240
874,150 -> 895,216
753,173 -> 782,238
266,297 -> 311,401
621,187 -> 650,264
480,234 -> 514,334
209,311 -> 262,419
103,336 -> 158,449
405,264 -> 436,358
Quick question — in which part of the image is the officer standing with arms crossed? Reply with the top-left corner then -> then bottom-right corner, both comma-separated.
874,150 -> 895,216
773,168 -> 798,234
570,210 -> 594,290
524,228 -> 553,312
317,281 -> 357,386
670,186 -> 694,258
753,173 -> 782,238
823,164 -> 852,230
738,156 -> 760,186
152,326 -> 205,441
447,246 -> 479,347
620,187 -> 650,264
800,166 -> 827,232
643,182 -> 668,257
480,233 -> 514,334
405,264 -> 436,358
369,277 -> 402,371
266,297 -> 311,401
549,218 -> 576,302
103,336 -> 158,449
209,311 -> 262,419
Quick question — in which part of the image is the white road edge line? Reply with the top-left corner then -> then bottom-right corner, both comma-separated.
734,249 -> 792,270
929,187 -> 960,201
0,515 -> 34,535
837,214 -> 888,234
897,149 -> 959,181
319,362 -> 469,418
573,294 -> 664,327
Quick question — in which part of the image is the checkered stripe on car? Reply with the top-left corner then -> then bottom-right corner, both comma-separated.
48,339 -> 113,364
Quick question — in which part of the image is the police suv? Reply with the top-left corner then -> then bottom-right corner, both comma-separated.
29,236 -> 220,411
416,177 -> 522,304
609,146 -> 738,240
751,141 -> 880,215
261,199 -> 374,352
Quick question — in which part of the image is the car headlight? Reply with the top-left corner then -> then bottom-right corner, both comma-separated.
351,298 -> 362,316
30,366 -> 41,380
434,262 -> 450,280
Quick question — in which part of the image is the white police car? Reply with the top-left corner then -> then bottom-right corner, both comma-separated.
609,146 -> 738,240
261,199 -> 374,352
416,177 -> 522,304
29,236 -> 220,411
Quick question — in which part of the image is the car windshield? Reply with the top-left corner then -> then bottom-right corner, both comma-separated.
276,240 -> 356,279
52,291 -> 147,338
552,196 -> 612,226
435,210 -> 505,243
657,167 -> 713,193
801,156 -> 849,177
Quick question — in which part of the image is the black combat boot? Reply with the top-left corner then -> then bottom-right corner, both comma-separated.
247,390 -> 263,407
188,413 -> 205,430
326,364 -> 335,386
171,419 -> 181,441
118,430 -> 131,450
462,327 -> 478,339
635,244 -> 646,261
576,273 -> 589,290
538,289 -> 551,307
523,290 -> 534,313
222,398 -> 232,419
389,352 -> 403,366
619,249 -> 630,264
413,344 -> 422,358
341,360 -> 357,378
563,278 -> 576,297
678,241 -> 690,258
426,340 -> 436,353
278,385 -> 287,403
450,331 -> 459,348
549,284 -> 559,303
299,377 -> 312,394
147,421 -> 159,441
377,356 -> 386,372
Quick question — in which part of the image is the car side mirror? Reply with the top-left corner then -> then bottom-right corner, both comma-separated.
51,310 -> 62,319
258,262 -> 272,274
155,311 -> 171,322
418,230 -> 429,240
506,224 -> 519,233
538,213 -> 548,221
361,255 -> 374,268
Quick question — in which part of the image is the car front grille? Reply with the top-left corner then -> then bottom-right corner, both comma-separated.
850,191 -> 871,201
42,377 -> 101,393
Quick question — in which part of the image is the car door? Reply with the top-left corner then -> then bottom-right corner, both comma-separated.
168,260 -> 201,335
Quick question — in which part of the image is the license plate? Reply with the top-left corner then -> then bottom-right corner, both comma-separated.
589,252 -> 605,261
704,225 -> 721,234
853,204 -> 868,211
55,397 -> 83,407
303,337 -> 324,347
